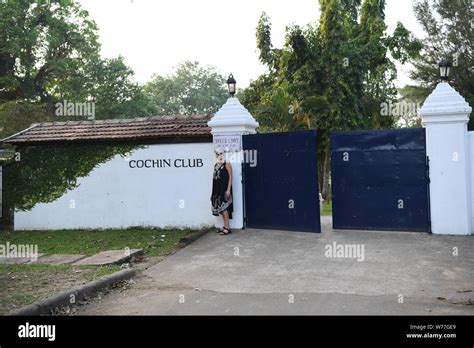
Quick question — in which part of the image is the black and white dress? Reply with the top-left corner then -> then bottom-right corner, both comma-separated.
211,161 -> 233,219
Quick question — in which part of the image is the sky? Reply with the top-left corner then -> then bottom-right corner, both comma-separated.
78,0 -> 425,89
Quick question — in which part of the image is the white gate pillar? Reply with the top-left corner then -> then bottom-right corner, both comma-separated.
208,97 -> 259,229
420,82 -> 473,235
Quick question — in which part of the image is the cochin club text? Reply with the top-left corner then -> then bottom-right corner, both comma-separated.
128,158 -> 204,169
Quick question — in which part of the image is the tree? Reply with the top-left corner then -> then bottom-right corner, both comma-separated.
0,0 -> 154,133
396,85 -> 424,128
246,81 -> 306,132
144,61 -> 228,116
93,57 -> 152,119
242,0 -> 422,199
0,101 -> 55,141
0,0 -> 100,103
408,0 -> 473,128
54,56 -> 153,120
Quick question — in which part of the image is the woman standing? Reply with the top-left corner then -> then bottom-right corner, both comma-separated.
211,149 -> 233,235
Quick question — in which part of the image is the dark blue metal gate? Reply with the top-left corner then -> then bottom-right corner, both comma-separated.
331,128 -> 430,232
243,130 -> 321,232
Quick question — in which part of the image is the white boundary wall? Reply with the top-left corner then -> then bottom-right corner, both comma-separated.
14,143 -> 215,230
470,132 -> 474,234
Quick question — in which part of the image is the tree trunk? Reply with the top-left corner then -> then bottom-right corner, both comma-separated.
317,131 -> 329,199
322,150 -> 331,201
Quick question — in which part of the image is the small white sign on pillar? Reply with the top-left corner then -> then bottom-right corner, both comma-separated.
420,82 -> 473,235
213,134 -> 241,151
208,97 -> 259,229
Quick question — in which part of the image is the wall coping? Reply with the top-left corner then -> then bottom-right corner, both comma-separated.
208,97 -> 259,131
420,82 -> 472,122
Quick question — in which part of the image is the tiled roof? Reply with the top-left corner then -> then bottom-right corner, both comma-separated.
2,114 -> 213,144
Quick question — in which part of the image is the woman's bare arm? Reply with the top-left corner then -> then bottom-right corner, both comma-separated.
225,162 -> 232,194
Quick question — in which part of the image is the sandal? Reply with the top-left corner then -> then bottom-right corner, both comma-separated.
219,227 -> 232,235
216,228 -> 224,234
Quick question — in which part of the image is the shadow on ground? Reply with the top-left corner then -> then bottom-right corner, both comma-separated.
77,216 -> 474,315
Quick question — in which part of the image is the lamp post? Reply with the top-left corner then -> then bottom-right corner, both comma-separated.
438,59 -> 452,81
226,73 -> 236,97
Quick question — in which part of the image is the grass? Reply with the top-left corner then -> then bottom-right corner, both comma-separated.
321,201 -> 332,216
0,263 -> 120,315
0,227 -> 207,314
0,227 -> 204,257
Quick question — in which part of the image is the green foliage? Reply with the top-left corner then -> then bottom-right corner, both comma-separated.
89,56 -> 153,120
0,0 -> 152,123
321,200 -> 332,216
0,101 -> 55,140
385,23 -> 423,64
144,61 -> 228,116
396,85 -> 425,128
248,81 -> 306,132
3,143 -> 141,211
409,0 -> 473,128
0,1 -> 228,214
51,55 -> 153,120
0,0 -> 101,102
0,102 -> 148,213
238,74 -> 273,111
243,0 -> 422,198
256,12 -> 276,68
246,0 -> 422,134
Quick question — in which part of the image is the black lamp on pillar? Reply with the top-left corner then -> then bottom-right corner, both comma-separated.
438,59 -> 452,81
226,73 -> 236,97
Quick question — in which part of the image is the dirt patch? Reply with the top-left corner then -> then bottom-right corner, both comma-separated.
0,264 -> 119,314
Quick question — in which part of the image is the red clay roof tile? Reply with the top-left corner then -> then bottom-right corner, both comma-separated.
2,114 -> 213,144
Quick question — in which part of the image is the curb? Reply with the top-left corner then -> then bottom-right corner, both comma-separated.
72,248 -> 145,266
9,269 -> 136,316
117,249 -> 145,265
178,229 -> 210,247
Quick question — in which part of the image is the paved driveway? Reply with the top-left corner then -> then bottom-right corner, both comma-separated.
78,217 -> 474,315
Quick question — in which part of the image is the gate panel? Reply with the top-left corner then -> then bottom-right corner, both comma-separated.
241,134 -> 264,228
243,130 -> 321,232
331,128 -> 430,232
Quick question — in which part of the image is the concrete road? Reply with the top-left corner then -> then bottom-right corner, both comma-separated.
77,217 -> 474,315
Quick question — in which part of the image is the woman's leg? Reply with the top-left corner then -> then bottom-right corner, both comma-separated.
222,210 -> 230,229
